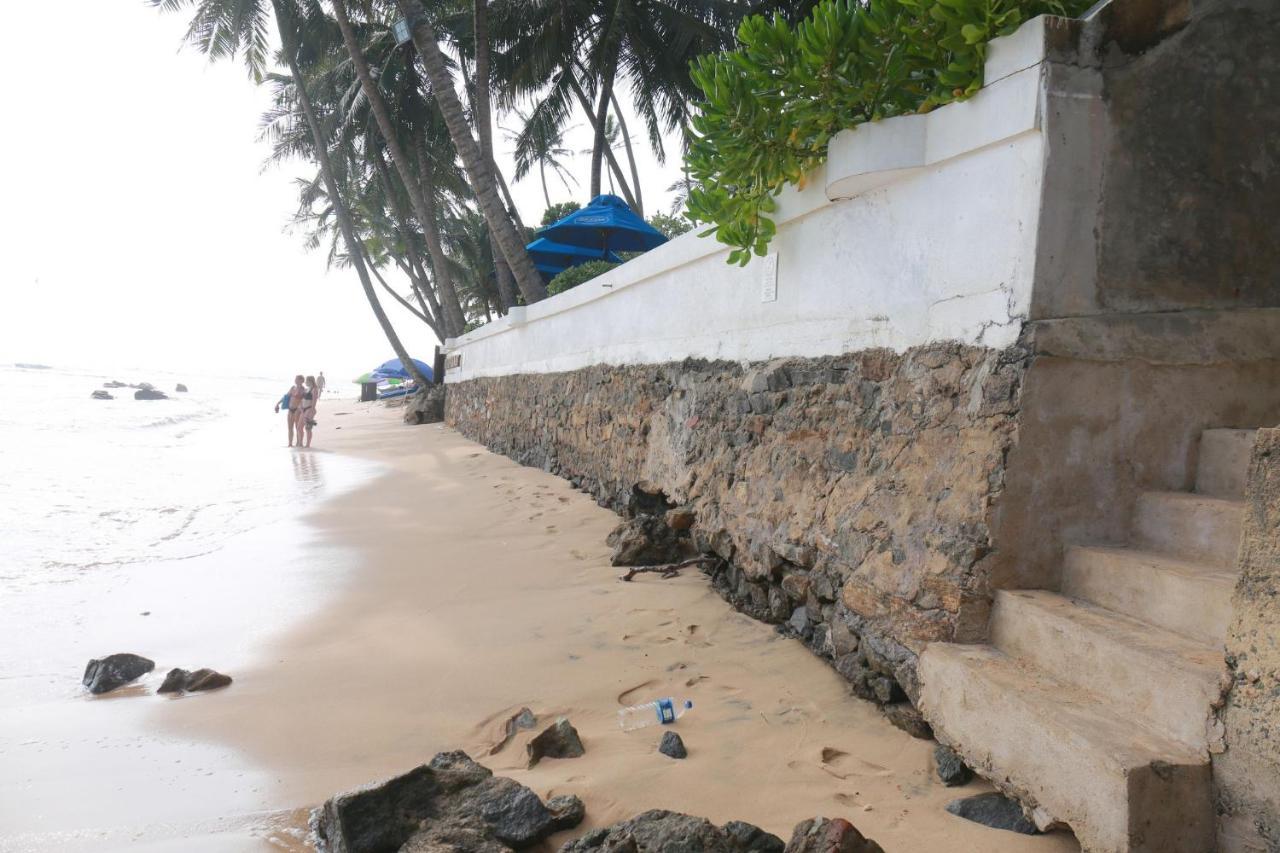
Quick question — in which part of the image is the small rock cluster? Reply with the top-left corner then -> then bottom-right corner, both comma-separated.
605,482 -> 684,566
81,653 -> 230,696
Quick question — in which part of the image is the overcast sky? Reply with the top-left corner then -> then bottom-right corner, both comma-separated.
0,2 -> 683,384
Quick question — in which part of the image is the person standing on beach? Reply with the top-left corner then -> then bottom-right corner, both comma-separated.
317,371 -> 326,394
299,375 -> 321,448
274,375 -> 306,447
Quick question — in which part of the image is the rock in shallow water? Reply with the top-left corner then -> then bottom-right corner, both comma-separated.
314,750 -> 583,853
658,731 -> 687,759
558,809 -> 784,852
83,653 -> 154,694
527,718 -> 585,768
157,667 -> 232,694
945,792 -> 1037,835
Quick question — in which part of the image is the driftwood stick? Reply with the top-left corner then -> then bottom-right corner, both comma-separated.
621,556 -> 718,582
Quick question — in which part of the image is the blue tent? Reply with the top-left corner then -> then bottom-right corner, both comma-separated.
537,195 -> 667,259
370,357 -> 433,383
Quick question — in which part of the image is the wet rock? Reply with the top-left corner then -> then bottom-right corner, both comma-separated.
91,390 -> 113,400
658,731 -> 687,759
175,384 -> 188,392
945,792 -> 1037,835
881,702 -> 933,739
314,750 -> 570,852
158,667 -> 232,694
934,745 -> 974,787
134,388 -> 168,400
527,719 -> 585,768
83,653 -> 154,694
606,516 -> 680,566
783,817 -> 884,852
558,809 -> 784,852
546,794 -> 586,832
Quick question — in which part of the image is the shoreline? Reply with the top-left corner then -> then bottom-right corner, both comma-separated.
1,405 -> 1077,851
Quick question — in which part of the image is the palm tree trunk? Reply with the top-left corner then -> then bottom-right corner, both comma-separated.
370,256 -> 442,339
332,0 -> 468,337
397,0 -> 547,304
568,76 -> 639,209
369,144 -> 446,322
272,1 -> 430,388
540,160 -> 550,209
609,91 -> 644,217
590,64 -> 616,198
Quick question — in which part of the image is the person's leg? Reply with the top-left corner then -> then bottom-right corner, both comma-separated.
287,409 -> 295,446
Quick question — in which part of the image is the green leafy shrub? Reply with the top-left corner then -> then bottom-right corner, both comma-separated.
541,201 -> 581,227
548,260 -> 620,294
684,0 -> 1091,264
648,212 -> 694,238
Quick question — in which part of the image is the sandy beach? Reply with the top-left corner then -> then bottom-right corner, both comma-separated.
0,405 -> 1077,852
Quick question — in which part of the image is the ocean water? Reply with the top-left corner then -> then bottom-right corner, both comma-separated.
0,363 -> 361,587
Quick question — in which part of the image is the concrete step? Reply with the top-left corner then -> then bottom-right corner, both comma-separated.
1195,428 -> 1256,500
990,590 -> 1225,749
919,644 -> 1214,853
1062,545 -> 1236,645
1133,491 -> 1244,568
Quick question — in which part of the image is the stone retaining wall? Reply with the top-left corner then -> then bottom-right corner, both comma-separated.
446,341 -> 1030,714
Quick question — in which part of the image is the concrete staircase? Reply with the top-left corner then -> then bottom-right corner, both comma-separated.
920,429 -> 1255,853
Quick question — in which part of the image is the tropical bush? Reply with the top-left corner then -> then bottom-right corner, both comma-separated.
541,201 -> 582,227
548,260 -> 620,294
684,0 -> 1092,264
648,212 -> 694,238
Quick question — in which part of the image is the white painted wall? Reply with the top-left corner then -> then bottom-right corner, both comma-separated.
446,17 -> 1061,382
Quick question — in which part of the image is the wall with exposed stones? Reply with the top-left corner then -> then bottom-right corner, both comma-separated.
446,342 -> 1030,726
1214,428 -> 1280,853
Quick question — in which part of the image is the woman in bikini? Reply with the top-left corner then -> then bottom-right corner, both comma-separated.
299,375 -> 321,448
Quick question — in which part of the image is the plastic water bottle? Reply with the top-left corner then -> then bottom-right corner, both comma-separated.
618,698 -> 693,731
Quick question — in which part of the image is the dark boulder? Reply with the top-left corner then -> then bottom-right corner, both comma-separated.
404,385 -> 446,425
626,481 -> 674,518
783,817 -> 884,853
158,667 -> 232,694
934,745 -> 974,787
83,653 -> 154,694
314,750 -> 580,853
606,516 -> 681,566
558,809 -> 784,852
91,390 -> 113,400
527,719 -> 585,768
881,702 -> 933,740
658,731 -> 687,759
175,384 -> 188,392
134,389 -> 168,400
945,792 -> 1037,835
103,381 -> 128,388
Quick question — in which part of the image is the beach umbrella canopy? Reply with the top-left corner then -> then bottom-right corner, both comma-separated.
369,357 -> 433,383
537,195 -> 667,259
527,237 -> 623,282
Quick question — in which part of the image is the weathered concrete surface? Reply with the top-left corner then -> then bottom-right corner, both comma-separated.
447,343 -> 1030,694
1215,428 -> 1280,852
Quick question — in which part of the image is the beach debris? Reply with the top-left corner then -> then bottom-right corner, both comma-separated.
526,718 -> 585,768
607,516 -> 681,566
83,653 -> 155,695
620,556 -> 718,582
945,792 -> 1038,835
134,388 -> 168,400
559,810 -> 785,852
488,707 -> 538,756
157,667 -> 232,694
91,390 -> 113,400
880,702 -> 933,740
658,731 -> 687,759
313,750 -> 582,853
934,744 -> 974,787
547,794 -> 586,831
175,383 -> 188,392
783,817 -> 885,852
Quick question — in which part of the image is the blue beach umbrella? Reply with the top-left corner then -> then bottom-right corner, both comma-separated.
370,357 -> 433,383
537,195 -> 667,259
527,237 -> 623,281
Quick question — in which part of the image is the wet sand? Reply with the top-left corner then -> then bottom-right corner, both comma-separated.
0,405 -> 1077,852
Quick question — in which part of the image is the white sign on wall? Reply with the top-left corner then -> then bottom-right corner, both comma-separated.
760,253 -> 779,303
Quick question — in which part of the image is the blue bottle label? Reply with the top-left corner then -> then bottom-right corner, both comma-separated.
656,698 -> 675,724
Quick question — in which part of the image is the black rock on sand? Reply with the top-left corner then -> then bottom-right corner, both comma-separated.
83,653 -> 154,694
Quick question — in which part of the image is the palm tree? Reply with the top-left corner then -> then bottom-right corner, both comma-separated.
506,108 -> 578,209
330,0 -> 468,337
395,0 -> 548,305
153,0 -> 432,386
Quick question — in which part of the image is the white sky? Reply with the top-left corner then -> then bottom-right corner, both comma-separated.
0,2 -> 683,384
